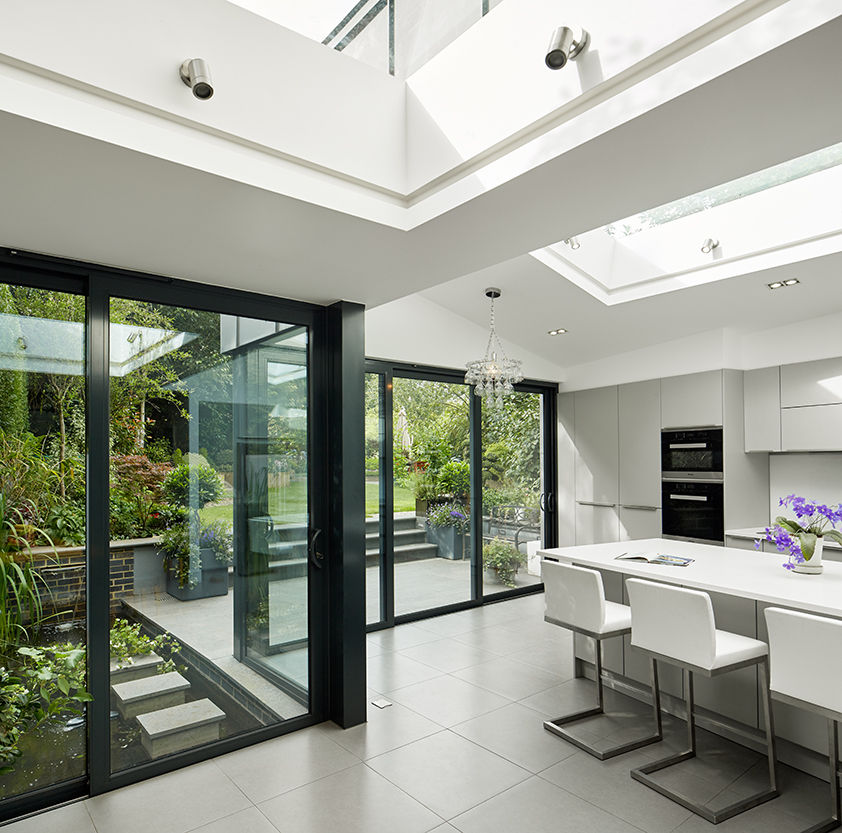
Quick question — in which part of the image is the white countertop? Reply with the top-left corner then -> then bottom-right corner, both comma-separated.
725,526 -> 842,551
539,538 -> 842,618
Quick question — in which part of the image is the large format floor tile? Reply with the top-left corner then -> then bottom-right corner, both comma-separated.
258,763 -> 442,833
85,760 -> 251,833
3,801 -> 97,833
188,806 -> 279,833
387,674 -> 510,726
399,638 -> 498,673
451,656 -> 567,701
366,731 -> 530,819
214,726 -> 359,804
366,651 -> 445,692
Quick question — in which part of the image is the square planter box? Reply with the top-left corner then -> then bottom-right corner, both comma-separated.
166,548 -> 229,601
426,524 -> 466,560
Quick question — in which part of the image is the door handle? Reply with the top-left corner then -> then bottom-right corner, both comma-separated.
539,493 -> 546,512
548,492 -> 556,512
308,528 -> 325,568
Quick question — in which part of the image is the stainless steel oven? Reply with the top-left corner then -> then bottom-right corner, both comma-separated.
661,427 -> 723,481
661,480 -> 724,544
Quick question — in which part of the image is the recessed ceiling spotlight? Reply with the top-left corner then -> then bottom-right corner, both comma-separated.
548,328 -> 568,336
179,58 -> 214,99
701,238 -> 719,254
545,27 -> 590,69
563,237 -> 581,250
783,278 -> 800,286
767,281 -> 784,290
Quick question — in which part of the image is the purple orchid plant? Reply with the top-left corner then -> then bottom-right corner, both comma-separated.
755,495 -> 842,570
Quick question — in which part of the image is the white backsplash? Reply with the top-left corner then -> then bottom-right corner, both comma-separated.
769,453 -> 842,521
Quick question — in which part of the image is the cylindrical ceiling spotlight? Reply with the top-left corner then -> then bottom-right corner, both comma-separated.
545,27 -> 590,70
179,58 -> 214,99
563,237 -> 581,250
701,238 -> 719,254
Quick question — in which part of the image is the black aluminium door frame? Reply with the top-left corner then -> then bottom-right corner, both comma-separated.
0,249 -> 331,807
364,358 -> 558,628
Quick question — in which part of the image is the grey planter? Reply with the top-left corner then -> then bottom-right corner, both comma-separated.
166,547 -> 229,601
426,524 -> 466,560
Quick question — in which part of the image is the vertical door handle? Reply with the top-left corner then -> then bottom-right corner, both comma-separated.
547,493 -> 556,512
308,528 -> 325,568
539,493 -> 547,512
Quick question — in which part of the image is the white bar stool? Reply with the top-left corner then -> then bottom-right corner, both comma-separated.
541,561 -> 663,759
765,607 -> 842,833
625,578 -> 779,824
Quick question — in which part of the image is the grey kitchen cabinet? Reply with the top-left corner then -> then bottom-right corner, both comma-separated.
780,356 -> 842,407
724,535 -> 756,551
781,403 -> 842,451
619,506 -> 661,541
574,386 -> 619,504
661,370 -> 723,428
692,590 -> 758,728
575,502 -> 619,545
744,366 -> 781,452
618,379 -> 661,508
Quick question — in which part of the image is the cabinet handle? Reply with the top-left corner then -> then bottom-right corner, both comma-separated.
576,501 -> 616,508
621,504 -> 658,511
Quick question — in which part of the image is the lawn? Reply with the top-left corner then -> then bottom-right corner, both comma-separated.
200,479 -> 416,525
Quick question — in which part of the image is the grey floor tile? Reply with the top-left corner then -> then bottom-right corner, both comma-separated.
518,676 -> 597,716
541,749 -> 693,833
454,625 -> 537,655
3,802 -> 96,833
451,656 -> 567,701
367,623 -> 441,652
413,612 -> 484,638
400,638 -> 498,673
187,807 -> 280,833
450,775 -> 650,833
366,731 -> 530,819
510,638 -> 576,676
367,651 -> 445,692
258,763 -> 442,833
318,700 -> 444,758
86,760 -> 250,833
214,726 -> 359,804
451,702 -> 578,773
387,674 -> 510,727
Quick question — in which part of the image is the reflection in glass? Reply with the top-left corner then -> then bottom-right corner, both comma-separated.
108,302 -> 309,774
0,285 -> 87,802
364,374 -> 385,625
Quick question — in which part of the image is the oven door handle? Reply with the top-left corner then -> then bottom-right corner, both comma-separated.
669,494 -> 708,502
668,442 -> 708,449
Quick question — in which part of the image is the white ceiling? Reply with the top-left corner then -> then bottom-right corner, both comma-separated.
0,11 -> 840,379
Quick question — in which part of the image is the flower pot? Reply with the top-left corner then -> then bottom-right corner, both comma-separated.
425,524 -> 466,560
166,547 -> 229,600
793,536 -> 823,575
415,498 -> 428,518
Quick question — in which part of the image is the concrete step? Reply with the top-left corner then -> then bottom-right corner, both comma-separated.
268,539 -> 307,559
268,557 -> 308,579
365,515 -> 420,534
112,671 -> 191,719
137,698 -> 225,759
366,542 -> 439,566
365,528 -> 428,552
110,653 -> 163,686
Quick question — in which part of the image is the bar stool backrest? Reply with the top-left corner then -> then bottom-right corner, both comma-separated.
543,561 -> 606,634
626,578 -> 717,668
765,607 -> 842,716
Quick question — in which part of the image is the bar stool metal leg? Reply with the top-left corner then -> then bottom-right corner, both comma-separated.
631,660 -> 779,824
543,638 -> 663,761
803,720 -> 842,833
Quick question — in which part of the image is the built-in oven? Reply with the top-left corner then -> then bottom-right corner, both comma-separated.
661,480 -> 724,544
661,427 -> 723,481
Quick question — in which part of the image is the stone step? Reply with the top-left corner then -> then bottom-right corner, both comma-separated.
366,542 -> 439,566
137,698 -> 226,759
268,557 -> 308,579
112,671 -> 191,719
110,652 -> 163,686
365,528 -> 428,552
365,515 -> 420,534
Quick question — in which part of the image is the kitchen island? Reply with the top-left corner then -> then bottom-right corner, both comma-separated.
538,538 -> 842,778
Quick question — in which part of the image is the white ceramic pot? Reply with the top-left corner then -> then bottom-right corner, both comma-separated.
793,536 -> 823,574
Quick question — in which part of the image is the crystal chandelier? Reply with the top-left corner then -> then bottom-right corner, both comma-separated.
465,288 -> 524,408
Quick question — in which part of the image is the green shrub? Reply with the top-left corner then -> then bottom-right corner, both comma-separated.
162,463 -> 223,509
110,618 -> 181,674
437,460 -> 470,498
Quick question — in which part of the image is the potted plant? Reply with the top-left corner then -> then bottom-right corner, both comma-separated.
482,538 -> 526,587
425,502 -> 469,560
161,517 -> 233,600
755,495 -> 842,574
411,470 -> 438,518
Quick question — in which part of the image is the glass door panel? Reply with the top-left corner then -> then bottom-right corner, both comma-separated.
392,377 -> 473,616
482,391 -> 545,594
364,373 -> 386,626
107,301 -> 309,775
0,284 -> 87,801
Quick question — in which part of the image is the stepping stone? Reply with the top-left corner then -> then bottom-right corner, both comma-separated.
137,699 -> 226,758
110,653 -> 163,685
112,671 -> 190,719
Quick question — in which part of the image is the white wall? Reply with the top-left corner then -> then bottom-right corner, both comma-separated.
769,453 -> 842,521
365,295 -> 563,382
0,0 -> 405,191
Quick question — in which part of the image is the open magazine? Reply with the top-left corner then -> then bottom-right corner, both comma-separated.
614,552 -> 694,567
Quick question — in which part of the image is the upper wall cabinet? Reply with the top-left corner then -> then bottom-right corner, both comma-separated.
618,379 -> 661,508
780,357 -> 842,407
781,404 -> 842,451
574,386 -> 618,505
744,366 -> 781,452
661,370 -> 723,428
